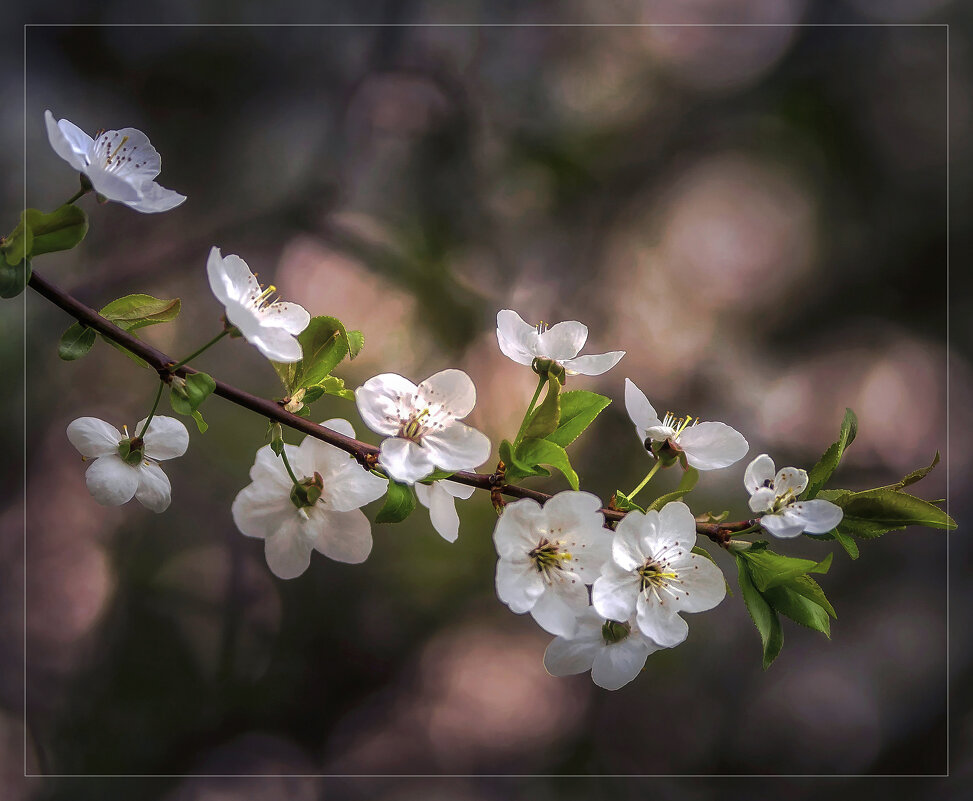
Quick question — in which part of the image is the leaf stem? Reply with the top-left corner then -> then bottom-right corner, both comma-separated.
169,329 -> 229,371
514,374 -> 547,447
135,381 -> 165,439
63,188 -> 87,206
628,460 -> 663,501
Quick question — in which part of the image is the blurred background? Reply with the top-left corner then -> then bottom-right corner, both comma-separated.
1,2 -> 970,799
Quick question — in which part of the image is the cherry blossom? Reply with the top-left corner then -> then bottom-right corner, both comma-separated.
66,415 -> 189,512
206,246 -> 311,363
45,110 -> 186,213
744,454 -> 844,539
592,501 -> 726,648
415,479 -> 476,543
624,377 -> 748,470
231,419 -> 387,579
355,369 -> 491,485
494,491 -> 610,638
496,309 -> 625,377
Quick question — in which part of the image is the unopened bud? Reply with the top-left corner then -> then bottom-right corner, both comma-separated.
531,357 -> 566,383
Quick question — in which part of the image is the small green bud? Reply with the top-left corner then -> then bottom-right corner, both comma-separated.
531,357 -> 566,383
601,619 -> 632,645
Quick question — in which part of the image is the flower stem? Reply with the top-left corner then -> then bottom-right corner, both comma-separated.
63,187 -> 88,206
169,329 -> 230,371
627,460 -> 663,501
135,381 -> 165,439
513,374 -> 548,446
278,444 -> 302,489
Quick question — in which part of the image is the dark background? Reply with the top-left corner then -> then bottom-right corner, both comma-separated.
1,2 -> 970,799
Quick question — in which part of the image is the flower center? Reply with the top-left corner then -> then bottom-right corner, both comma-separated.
116,425 -> 146,466
534,320 -> 549,334
528,537 -> 572,580
638,559 -> 679,592
246,284 -> 280,314
601,619 -> 632,645
105,135 -> 129,165
660,411 -> 698,441
401,408 -> 432,442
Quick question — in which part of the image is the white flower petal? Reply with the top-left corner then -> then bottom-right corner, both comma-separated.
231,480 -> 295,540
259,301 -> 310,335
537,320 -> 587,361
541,490 -> 610,579
207,247 -> 257,306
544,634 -> 601,678
493,497 -> 544,559
668,553 -> 727,613
774,466 -> 809,498
748,487 -> 777,514
45,111 -> 91,171
496,309 -> 539,365
560,351 -> 625,376
529,579 -> 588,637
248,443 -> 298,488
137,415 -> 189,460
90,127 -> 161,181
249,325 -> 304,363
379,437 -> 434,484
590,637 -> 653,691
678,422 -> 749,470
636,593 -> 689,648
321,417 -> 356,439
355,373 -> 418,436
415,481 -> 461,543
263,516 -> 314,579
782,499 -> 843,535
67,417 -> 122,457
421,422 -> 492,472
744,454 -> 776,494
760,512 -> 807,539
126,181 -> 186,213
657,501 -> 698,547
611,512 -> 649,572
84,454 -> 139,507
496,557 -> 545,613
441,480 -> 475,500
592,567 -> 640,622
134,461 -> 172,513
310,508 -> 373,564
623,378 -> 662,437
417,368 -> 477,419
85,164 -> 142,203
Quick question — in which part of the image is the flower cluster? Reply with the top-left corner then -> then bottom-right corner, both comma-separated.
49,110 -> 937,696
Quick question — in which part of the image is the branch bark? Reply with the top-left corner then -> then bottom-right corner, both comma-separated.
28,268 -> 756,544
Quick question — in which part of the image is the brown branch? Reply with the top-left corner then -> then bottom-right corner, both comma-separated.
28,268 -> 756,546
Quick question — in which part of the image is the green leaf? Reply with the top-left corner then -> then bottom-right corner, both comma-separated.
784,573 -> 836,618
58,322 -> 96,360
740,549 -> 832,592
612,489 -> 644,513
832,527 -> 860,559
802,408 -> 858,500
25,205 -> 89,257
346,330 -> 364,360
302,375 -> 356,404
833,486 -> 956,538
421,468 -> 456,483
0,256 -> 31,298
99,293 -> 181,331
763,584 -> 831,637
375,480 -> 414,524
889,451 -> 941,491
646,467 -> 700,512
736,556 -> 783,669
545,390 -> 611,448
499,438 -> 550,482
2,213 -> 33,266
189,409 -> 208,433
523,377 -> 561,440
274,316 -> 350,393
170,372 -> 217,422
516,438 -> 579,490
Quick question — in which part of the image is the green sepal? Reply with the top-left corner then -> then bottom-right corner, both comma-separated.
645,467 -> 699,512
801,408 -> 857,500
375,480 -> 415,524
545,390 -> 611,448
736,555 -> 783,669
523,376 -> 561,440
58,322 -> 96,360
612,489 -> 644,513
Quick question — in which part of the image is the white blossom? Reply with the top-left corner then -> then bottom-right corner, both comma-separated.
592,502 -> 726,648
744,454 -> 844,539
66,415 -> 189,512
45,110 -> 186,213
624,377 -> 748,470
494,491 -> 611,638
543,608 -> 661,691
231,418 -> 387,579
355,369 -> 491,485
496,309 -> 625,376
415,479 -> 475,543
206,246 -> 310,363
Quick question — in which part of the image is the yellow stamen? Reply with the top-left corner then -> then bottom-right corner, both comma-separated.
106,135 -> 129,164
